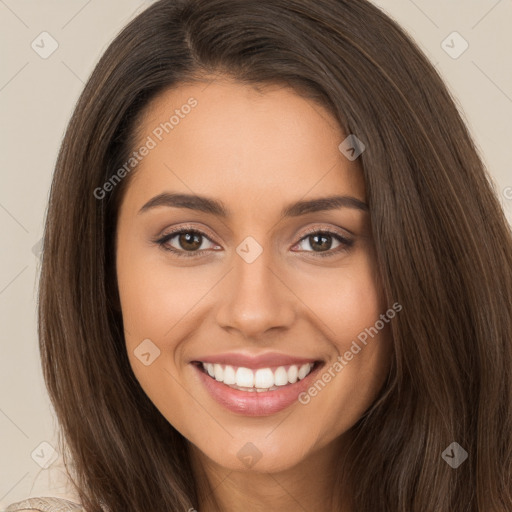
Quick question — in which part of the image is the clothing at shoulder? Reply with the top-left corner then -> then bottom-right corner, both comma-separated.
4,496 -> 84,512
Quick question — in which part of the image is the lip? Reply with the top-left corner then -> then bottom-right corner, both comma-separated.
192,351 -> 319,370
192,359 -> 324,416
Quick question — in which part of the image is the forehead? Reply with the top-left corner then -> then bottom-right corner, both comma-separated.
124,79 -> 366,211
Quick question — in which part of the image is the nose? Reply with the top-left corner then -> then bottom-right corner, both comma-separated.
215,244 -> 296,340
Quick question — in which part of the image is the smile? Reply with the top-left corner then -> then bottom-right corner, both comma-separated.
192,356 -> 324,416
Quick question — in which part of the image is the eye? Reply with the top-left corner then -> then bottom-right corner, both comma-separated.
155,226 -> 220,258
292,228 -> 354,258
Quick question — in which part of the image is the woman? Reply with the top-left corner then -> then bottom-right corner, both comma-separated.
6,0 -> 512,510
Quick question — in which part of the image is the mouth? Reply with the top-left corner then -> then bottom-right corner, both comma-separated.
191,358 -> 324,416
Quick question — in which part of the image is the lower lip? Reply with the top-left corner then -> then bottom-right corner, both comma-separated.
193,363 -> 322,416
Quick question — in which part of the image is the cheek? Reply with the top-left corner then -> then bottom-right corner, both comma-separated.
304,252 -> 385,346
333,273 -> 384,343
295,251 -> 392,418
116,239 -> 217,419
116,239 -> 207,345
116,242 -> 199,431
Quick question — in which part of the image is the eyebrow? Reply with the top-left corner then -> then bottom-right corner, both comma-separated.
138,192 -> 369,218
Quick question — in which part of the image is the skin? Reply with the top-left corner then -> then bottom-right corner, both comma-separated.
115,77 -> 394,512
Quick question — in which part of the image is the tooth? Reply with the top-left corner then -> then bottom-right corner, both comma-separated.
203,361 -> 316,388
223,365 -> 236,385
214,363 -> 224,381
298,363 -> 310,380
274,366 -> 288,386
255,368 -> 274,388
235,367 -> 254,387
288,365 -> 298,384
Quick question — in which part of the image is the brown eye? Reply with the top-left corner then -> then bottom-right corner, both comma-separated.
293,230 -> 354,258
156,228 -> 219,258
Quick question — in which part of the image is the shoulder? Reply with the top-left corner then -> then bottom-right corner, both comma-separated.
4,496 -> 84,511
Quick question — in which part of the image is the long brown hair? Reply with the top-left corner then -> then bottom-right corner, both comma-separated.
39,0 -> 512,510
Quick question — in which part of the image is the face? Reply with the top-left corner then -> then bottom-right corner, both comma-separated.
115,78 -> 393,474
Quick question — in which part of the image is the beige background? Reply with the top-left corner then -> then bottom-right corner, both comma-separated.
0,0 -> 511,507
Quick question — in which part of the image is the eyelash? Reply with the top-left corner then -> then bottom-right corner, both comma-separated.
154,225 -> 354,259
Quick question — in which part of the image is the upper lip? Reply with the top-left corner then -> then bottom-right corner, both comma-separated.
192,352 -> 321,369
